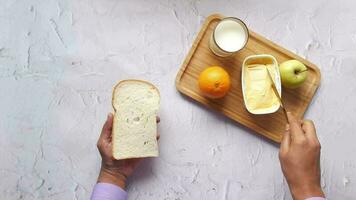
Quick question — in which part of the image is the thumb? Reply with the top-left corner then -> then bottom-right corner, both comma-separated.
280,124 -> 291,154
100,113 -> 114,141
287,112 -> 305,141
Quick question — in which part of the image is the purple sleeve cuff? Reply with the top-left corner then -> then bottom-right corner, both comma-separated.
305,198 -> 326,200
91,183 -> 127,200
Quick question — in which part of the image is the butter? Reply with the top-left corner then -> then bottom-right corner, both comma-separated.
244,63 -> 279,112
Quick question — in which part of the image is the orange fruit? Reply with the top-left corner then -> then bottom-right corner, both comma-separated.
198,66 -> 231,99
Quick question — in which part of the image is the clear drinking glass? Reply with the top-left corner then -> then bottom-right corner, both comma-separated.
209,17 -> 249,57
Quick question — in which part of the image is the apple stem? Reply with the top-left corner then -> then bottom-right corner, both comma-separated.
296,69 -> 309,74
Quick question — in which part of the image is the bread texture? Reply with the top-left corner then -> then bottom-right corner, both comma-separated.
112,80 -> 160,160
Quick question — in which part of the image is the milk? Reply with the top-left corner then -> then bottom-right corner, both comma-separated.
209,18 -> 248,57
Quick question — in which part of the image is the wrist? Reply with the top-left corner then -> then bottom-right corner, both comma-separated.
290,184 -> 324,200
97,167 -> 127,190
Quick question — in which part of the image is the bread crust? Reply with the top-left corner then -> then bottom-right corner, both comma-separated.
112,79 -> 160,111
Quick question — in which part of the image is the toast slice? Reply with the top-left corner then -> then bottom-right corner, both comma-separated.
112,80 -> 160,160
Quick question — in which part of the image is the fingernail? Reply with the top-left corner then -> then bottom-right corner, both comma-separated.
107,113 -> 112,119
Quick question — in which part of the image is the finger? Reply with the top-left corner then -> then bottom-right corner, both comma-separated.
156,116 -> 160,140
156,132 -> 160,140
299,120 -> 303,126
302,120 -> 318,142
156,116 -> 160,123
280,124 -> 291,153
287,112 -> 305,141
100,113 -> 114,141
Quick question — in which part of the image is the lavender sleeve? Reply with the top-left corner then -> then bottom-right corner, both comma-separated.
91,183 -> 127,200
305,198 -> 326,200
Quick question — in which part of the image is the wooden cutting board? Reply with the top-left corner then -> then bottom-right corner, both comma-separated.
175,14 -> 321,143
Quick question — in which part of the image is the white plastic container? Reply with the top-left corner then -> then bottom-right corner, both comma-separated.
241,54 -> 282,114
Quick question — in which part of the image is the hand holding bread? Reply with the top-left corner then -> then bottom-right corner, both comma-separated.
96,80 -> 160,189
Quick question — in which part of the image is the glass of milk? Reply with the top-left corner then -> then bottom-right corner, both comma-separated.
209,17 -> 249,57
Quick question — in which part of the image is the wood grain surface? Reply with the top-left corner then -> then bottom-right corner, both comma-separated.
175,14 -> 321,143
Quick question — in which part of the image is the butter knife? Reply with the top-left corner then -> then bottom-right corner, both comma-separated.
266,68 -> 289,123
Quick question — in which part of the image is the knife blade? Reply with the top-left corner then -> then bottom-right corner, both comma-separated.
266,67 -> 289,123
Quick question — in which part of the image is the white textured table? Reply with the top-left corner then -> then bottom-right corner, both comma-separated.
1,0 -> 356,199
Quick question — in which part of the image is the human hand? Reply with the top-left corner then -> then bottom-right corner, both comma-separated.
279,112 -> 324,200
96,113 -> 160,189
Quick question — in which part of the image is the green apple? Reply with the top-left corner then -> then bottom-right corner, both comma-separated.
279,60 -> 308,88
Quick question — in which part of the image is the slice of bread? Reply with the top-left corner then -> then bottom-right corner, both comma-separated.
112,80 -> 160,160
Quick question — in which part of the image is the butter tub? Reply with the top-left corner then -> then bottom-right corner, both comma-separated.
241,54 -> 282,115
